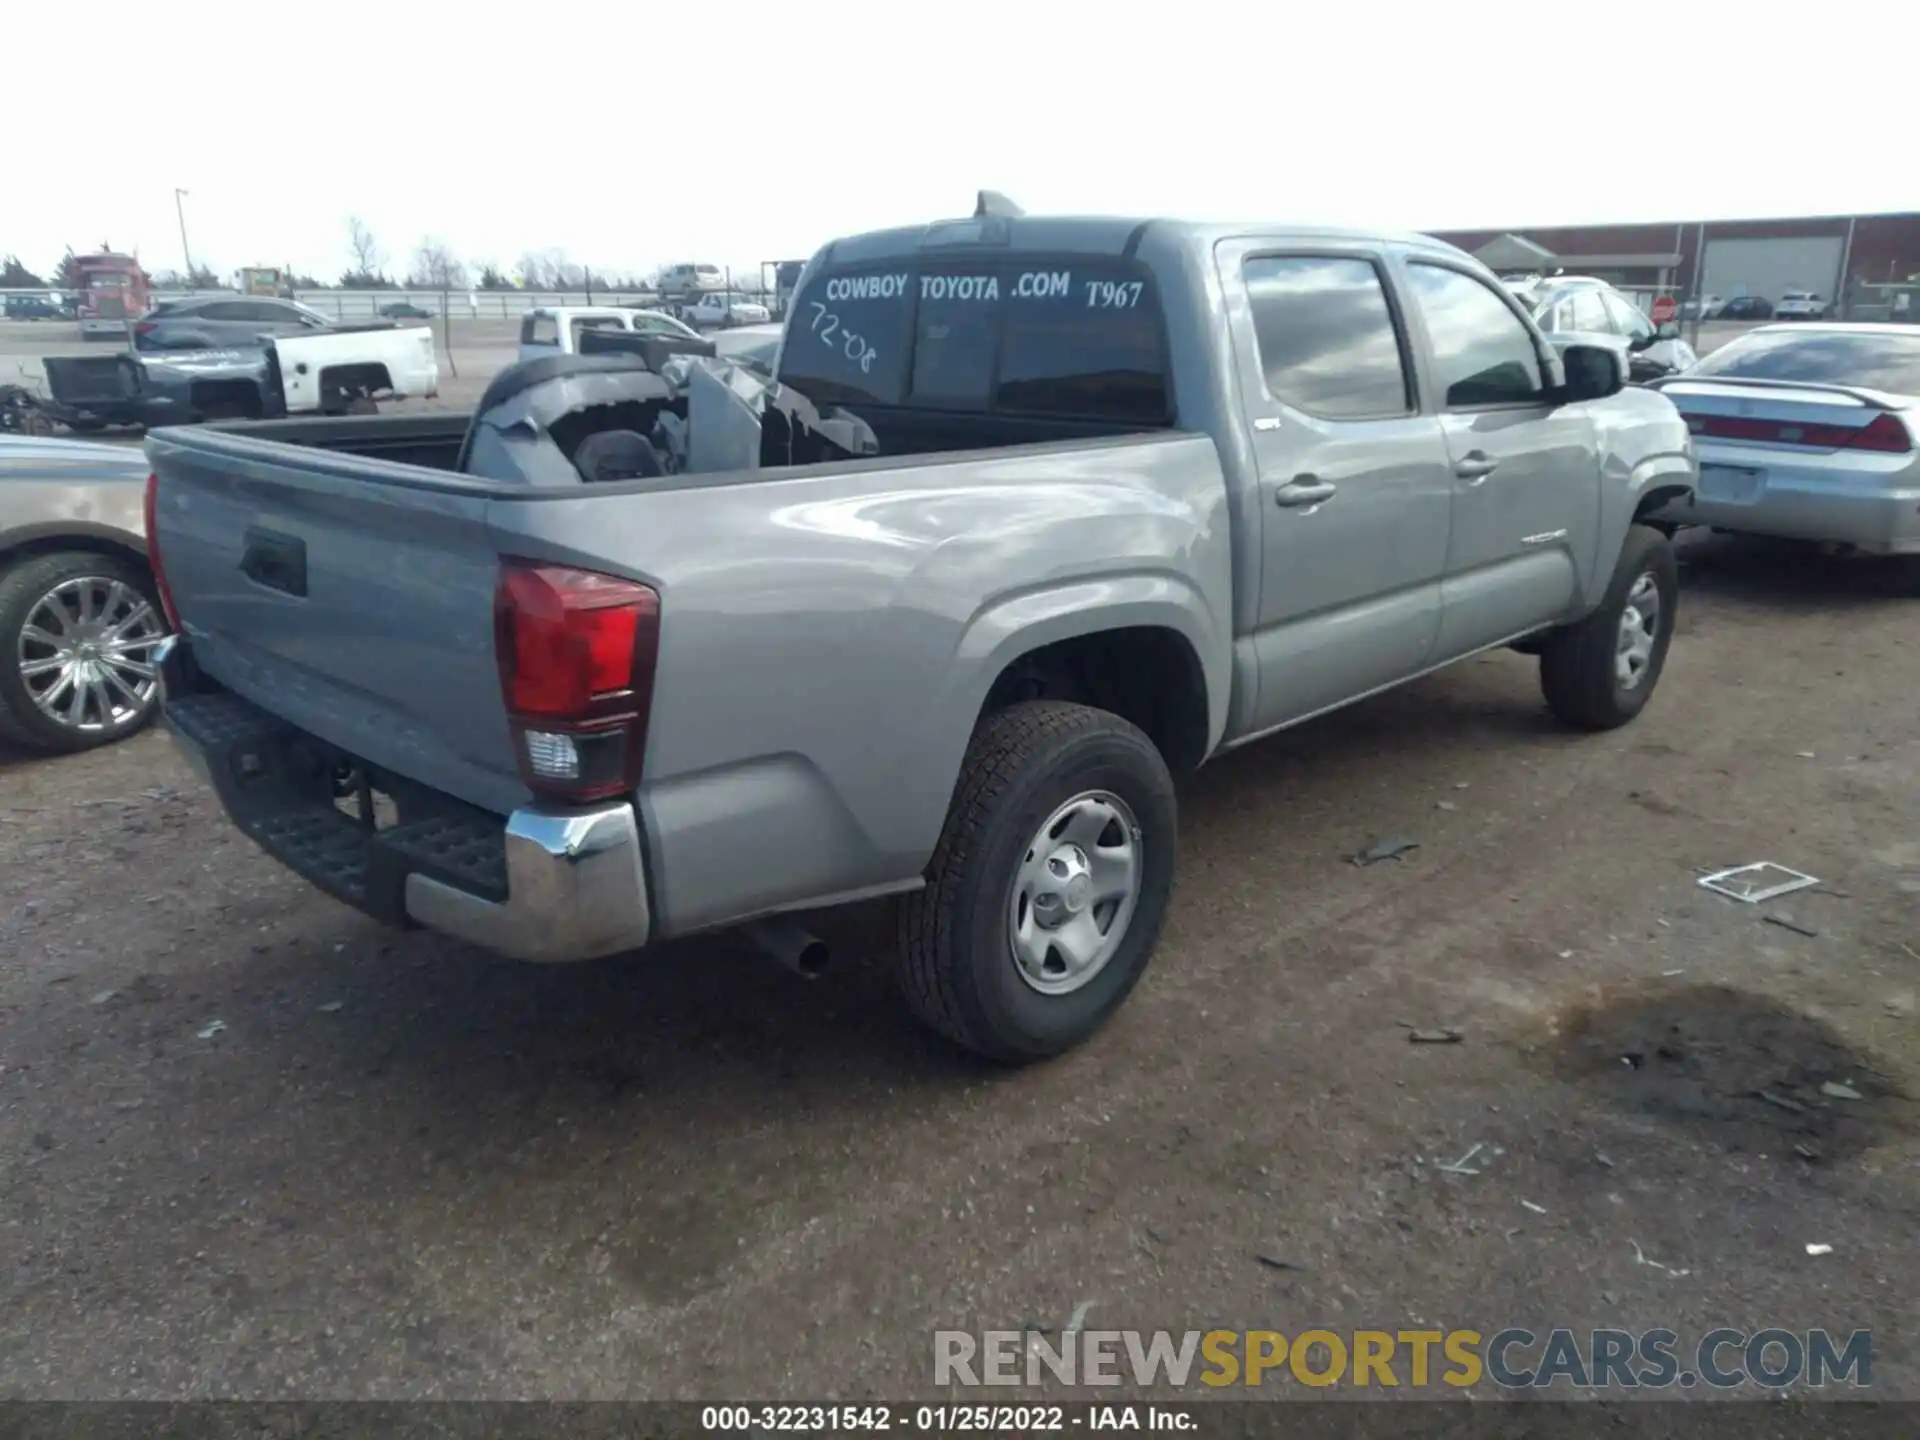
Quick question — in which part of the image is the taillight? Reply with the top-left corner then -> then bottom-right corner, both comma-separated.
134,321 -> 157,337
142,472 -> 181,631
1845,412 -> 1913,454
493,558 -> 660,805
1686,409 -> 1913,454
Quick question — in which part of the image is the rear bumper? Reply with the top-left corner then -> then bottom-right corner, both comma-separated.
1648,452 -> 1920,555
156,636 -> 652,962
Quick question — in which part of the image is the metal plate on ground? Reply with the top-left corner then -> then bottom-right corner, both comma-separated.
1698,862 -> 1819,903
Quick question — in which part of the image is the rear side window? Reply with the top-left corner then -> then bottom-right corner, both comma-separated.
521,314 -> 559,346
780,261 -> 1169,422
1241,256 -> 1410,418
1406,263 -> 1545,407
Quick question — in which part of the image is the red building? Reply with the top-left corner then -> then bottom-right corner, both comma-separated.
1426,211 -> 1920,317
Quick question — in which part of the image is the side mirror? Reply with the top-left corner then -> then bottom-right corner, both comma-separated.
1560,343 -> 1624,402
1627,331 -> 1657,352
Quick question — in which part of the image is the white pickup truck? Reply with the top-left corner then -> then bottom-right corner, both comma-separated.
40,324 -> 439,429
684,293 -> 772,329
516,307 -> 702,364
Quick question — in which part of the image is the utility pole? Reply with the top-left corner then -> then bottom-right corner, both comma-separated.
174,189 -> 196,281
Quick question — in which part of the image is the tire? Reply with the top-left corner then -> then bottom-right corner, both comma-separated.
897,701 -> 1178,1062
0,550 -> 169,753
1539,524 -> 1678,730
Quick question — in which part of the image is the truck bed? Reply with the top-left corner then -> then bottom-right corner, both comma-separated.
147,417 -> 1232,938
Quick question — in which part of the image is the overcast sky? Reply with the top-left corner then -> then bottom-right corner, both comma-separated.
7,0 -> 1908,285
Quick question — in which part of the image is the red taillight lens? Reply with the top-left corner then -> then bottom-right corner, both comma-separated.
493,558 -> 660,804
142,472 -> 181,631
1685,410 -> 1913,453
134,321 -> 156,336
1844,412 -> 1914,454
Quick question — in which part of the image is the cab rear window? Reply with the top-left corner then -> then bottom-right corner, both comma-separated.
779,260 -> 1170,423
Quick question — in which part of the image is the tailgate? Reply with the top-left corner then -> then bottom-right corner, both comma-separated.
147,428 -> 526,815
42,354 -> 143,404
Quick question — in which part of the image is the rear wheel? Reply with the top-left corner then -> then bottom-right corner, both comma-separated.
898,701 -> 1177,1062
0,551 -> 169,752
1539,524 -> 1678,730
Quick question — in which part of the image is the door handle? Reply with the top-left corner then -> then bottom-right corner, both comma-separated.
1454,452 -> 1498,484
1274,475 -> 1337,508
240,527 -> 308,597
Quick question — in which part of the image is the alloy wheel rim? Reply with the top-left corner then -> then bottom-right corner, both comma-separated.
18,576 -> 166,732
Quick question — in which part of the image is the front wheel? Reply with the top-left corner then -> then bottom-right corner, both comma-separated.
1539,524 -> 1679,730
898,701 -> 1178,1062
0,551 -> 169,752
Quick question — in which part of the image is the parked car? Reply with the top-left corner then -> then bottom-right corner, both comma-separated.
1682,294 -> 1724,320
1506,275 -> 1697,383
516,306 -> 703,364
1646,323 -> 1919,553
1774,291 -> 1830,321
686,292 -> 771,328
1717,296 -> 1774,321
133,294 -> 337,351
0,434 -> 167,751
4,295 -> 66,321
146,204 -> 1694,1061
380,302 -> 434,319
656,263 -> 727,301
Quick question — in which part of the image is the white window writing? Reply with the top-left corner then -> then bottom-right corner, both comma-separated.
1014,270 -> 1071,299
920,274 -> 1000,302
1085,279 -> 1145,309
806,302 -> 877,373
824,273 -> 909,302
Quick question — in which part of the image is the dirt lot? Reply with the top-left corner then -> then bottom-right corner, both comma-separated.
0,533 -> 1914,1401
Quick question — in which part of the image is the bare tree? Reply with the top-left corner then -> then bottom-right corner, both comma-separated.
514,247 -> 577,291
409,237 -> 468,291
345,216 -> 383,275
514,251 -> 551,289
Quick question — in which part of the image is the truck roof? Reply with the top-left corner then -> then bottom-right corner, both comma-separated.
815,214 -> 1471,268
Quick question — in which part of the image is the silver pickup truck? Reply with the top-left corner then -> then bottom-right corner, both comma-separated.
146,206 -> 1695,1061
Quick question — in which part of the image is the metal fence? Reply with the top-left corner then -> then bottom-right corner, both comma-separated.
0,286 -> 780,322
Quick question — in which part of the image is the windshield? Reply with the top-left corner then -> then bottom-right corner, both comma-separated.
1686,329 -> 1920,394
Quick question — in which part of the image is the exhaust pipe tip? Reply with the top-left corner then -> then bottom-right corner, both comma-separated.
742,919 -> 830,979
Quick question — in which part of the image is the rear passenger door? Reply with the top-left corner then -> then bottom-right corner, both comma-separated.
1398,259 -> 1599,658
1218,243 -> 1456,733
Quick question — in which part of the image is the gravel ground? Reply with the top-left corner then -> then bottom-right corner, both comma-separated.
0,532 -> 1914,1401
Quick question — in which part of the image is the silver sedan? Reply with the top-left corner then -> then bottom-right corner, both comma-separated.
0,435 -> 168,752
1647,324 -> 1920,555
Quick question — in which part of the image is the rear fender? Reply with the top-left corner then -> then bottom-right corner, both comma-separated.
930,571 -> 1230,778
